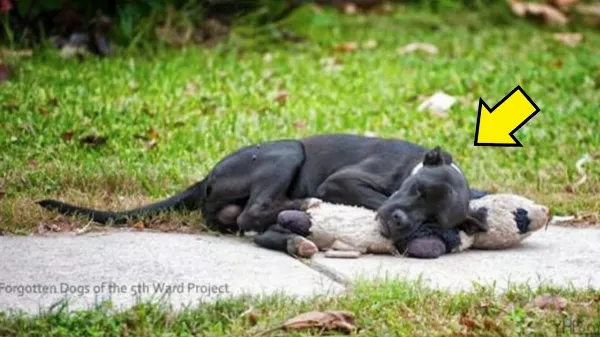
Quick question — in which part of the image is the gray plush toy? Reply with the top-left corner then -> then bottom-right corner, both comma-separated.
276,193 -> 551,259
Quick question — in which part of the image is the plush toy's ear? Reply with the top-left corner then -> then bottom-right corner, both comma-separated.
457,207 -> 489,235
423,146 -> 446,166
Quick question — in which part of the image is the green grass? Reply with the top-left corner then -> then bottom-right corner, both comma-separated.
1,4 -> 599,234
1,279 -> 599,336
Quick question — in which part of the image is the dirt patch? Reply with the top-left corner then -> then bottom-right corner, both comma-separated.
550,214 -> 600,229
1,194 -> 210,236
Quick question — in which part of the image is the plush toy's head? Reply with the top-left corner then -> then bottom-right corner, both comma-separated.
468,193 -> 551,250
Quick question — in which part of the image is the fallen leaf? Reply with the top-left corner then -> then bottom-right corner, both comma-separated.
281,311 -> 357,334
362,39 -> 378,50
28,160 -> 38,169
293,120 -> 306,129
553,33 -> 583,47
133,221 -> 145,231
459,314 -> 477,331
0,190 -> 5,200
527,295 -> 568,311
566,154 -> 593,191
38,107 -> 49,116
273,91 -> 289,104
240,306 -> 259,326
48,97 -> 59,107
417,91 -> 457,117
397,42 -> 438,55
510,1 -> 569,26
343,3 -> 358,14
0,63 -> 13,84
80,135 -> 107,147
334,41 -> 359,53
62,131 -> 75,142
147,128 -> 160,141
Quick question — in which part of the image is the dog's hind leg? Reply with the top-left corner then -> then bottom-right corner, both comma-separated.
235,143 -> 306,232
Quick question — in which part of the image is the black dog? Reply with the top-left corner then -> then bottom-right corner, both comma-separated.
38,134 -> 487,254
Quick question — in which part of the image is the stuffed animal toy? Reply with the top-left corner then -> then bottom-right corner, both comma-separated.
275,193 -> 551,259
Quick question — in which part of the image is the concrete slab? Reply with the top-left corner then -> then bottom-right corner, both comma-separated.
0,232 -> 342,314
311,226 -> 600,292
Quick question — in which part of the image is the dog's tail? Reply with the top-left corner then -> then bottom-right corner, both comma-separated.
37,179 -> 207,224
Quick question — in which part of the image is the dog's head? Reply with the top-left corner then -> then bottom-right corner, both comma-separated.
376,146 -> 471,239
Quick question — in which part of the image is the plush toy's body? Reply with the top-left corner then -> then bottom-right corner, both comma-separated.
275,193 -> 550,259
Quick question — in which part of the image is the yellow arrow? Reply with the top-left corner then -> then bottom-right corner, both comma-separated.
474,86 -> 540,147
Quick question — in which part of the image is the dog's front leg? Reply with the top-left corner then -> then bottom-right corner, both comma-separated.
315,167 -> 389,210
253,224 -> 318,258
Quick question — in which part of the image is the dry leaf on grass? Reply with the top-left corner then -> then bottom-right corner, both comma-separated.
510,1 -> 569,26
334,41 -> 359,53
527,295 -> 568,311
240,306 -> 260,326
417,91 -> 457,117
343,3 -> 358,14
397,42 -> 438,55
553,33 -> 583,46
565,153 -> 594,192
134,128 -> 160,150
258,310 -> 357,335
273,90 -> 289,104
62,131 -> 75,142
292,120 -> 306,129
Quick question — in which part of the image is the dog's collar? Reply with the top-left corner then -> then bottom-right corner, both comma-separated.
410,162 -> 464,176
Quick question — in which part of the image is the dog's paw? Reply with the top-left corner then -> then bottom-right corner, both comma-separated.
287,236 -> 318,258
301,198 -> 323,210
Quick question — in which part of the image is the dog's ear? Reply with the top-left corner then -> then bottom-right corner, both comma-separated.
423,146 -> 446,166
